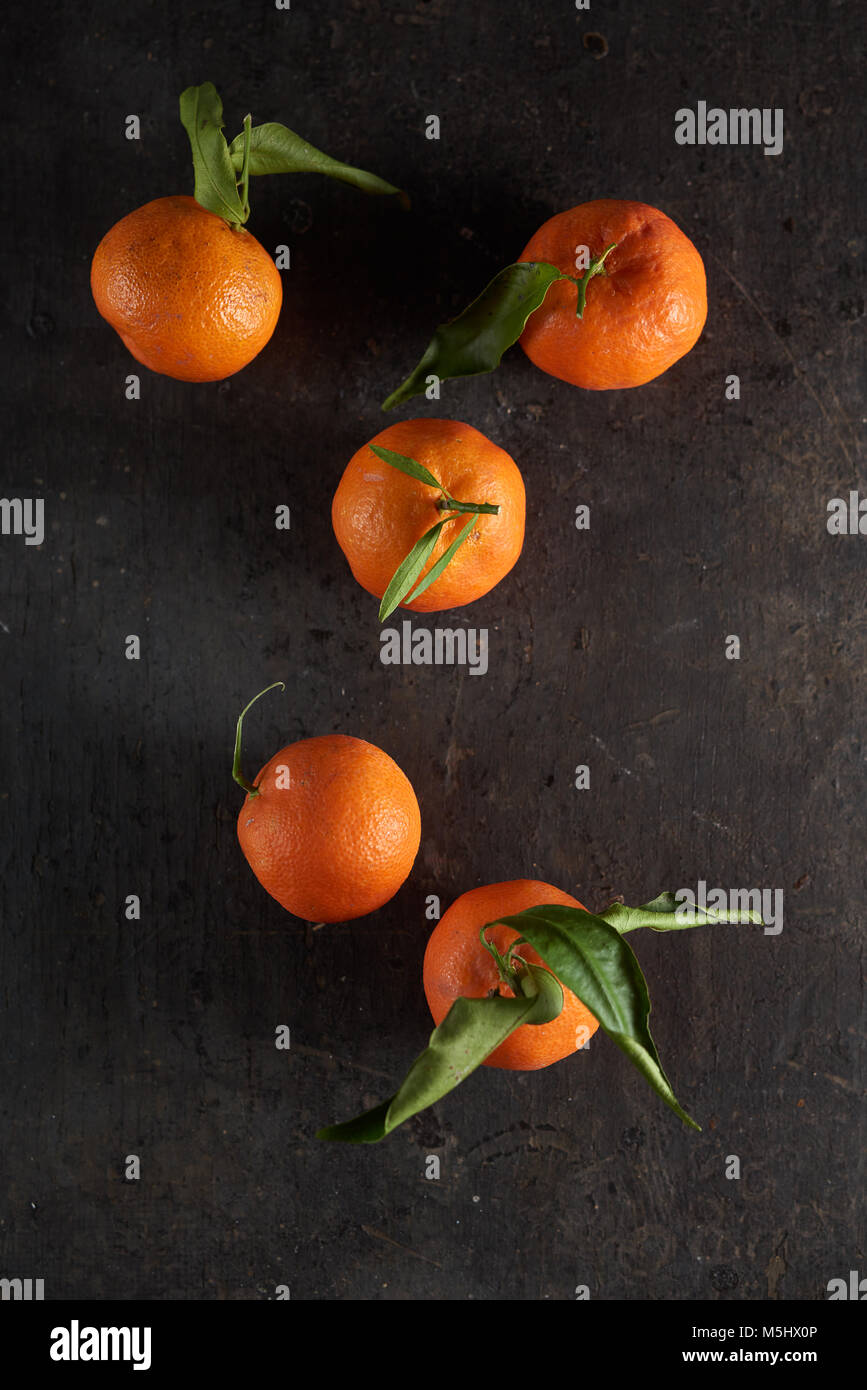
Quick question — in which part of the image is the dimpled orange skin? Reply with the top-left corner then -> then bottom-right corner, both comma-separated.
237,735 -> 420,923
423,880 -> 600,1070
91,196 -> 282,382
518,199 -> 707,390
331,418 -> 525,613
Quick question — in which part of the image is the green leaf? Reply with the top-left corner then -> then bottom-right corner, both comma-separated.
404,514 -> 477,605
378,519 -> 448,623
368,444 -> 443,492
179,82 -> 247,225
317,963 -> 563,1143
228,123 -> 407,204
601,891 -> 764,935
382,261 -> 567,411
494,905 -> 702,1130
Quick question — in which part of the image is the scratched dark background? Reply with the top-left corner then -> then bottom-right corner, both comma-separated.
1,0 -> 863,1302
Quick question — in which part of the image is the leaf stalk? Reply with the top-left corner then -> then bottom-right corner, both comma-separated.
571,241 -> 617,318
237,113 -> 253,222
436,497 -> 499,515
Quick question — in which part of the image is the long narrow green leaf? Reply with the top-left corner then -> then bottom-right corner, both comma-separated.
405,514 -> 477,604
179,83 -> 247,225
228,122 -> 406,204
378,519 -> 448,622
602,891 -> 764,935
368,445 -> 443,491
318,963 -> 563,1143
494,905 -> 701,1130
382,261 -> 567,411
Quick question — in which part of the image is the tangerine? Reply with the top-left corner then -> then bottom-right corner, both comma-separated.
423,879 -> 600,1070
518,198 -> 707,390
237,733 -> 420,923
91,195 -> 282,382
331,418 -> 525,612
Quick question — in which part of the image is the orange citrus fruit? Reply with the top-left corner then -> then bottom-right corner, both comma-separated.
331,418 -> 525,612
423,879 -> 600,1070
91,195 -> 282,381
237,734 -> 420,923
518,198 -> 707,390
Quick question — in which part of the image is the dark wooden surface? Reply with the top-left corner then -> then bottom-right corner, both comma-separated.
1,0 -> 863,1301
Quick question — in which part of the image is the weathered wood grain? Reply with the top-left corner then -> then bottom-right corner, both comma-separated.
0,0 -> 863,1300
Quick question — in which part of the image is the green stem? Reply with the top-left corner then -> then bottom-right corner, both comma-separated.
479,926 -> 523,994
232,681 -> 285,796
570,241 -> 618,319
436,497 -> 500,515
237,113 -> 253,223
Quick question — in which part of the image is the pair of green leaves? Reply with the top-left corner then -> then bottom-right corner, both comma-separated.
369,445 -> 500,622
179,82 -> 406,228
317,892 -> 763,1142
381,242 -> 618,411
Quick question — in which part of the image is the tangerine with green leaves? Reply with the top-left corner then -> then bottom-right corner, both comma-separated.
518,198 -> 707,390
331,419 -> 525,617
234,687 -> 420,923
321,883 -> 764,1142
91,82 -> 405,382
382,198 -> 707,410
423,879 -> 600,1070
